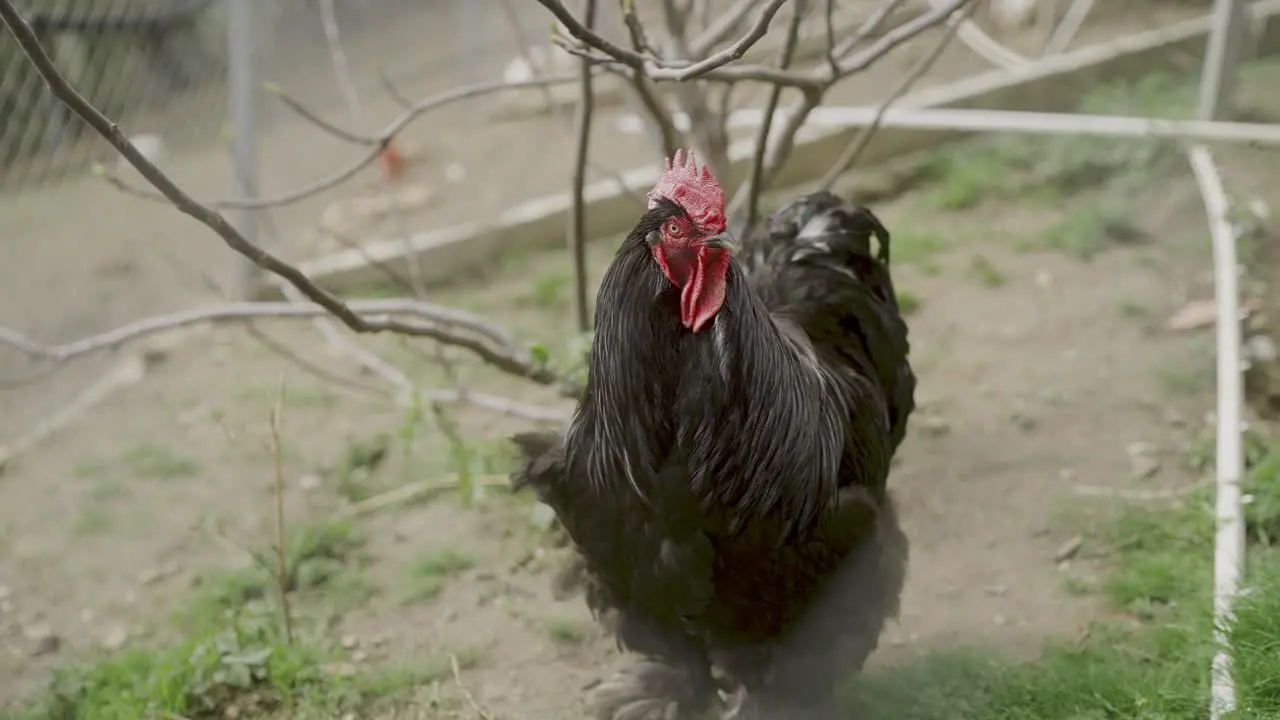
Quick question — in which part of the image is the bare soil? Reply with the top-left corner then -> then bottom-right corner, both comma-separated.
0,3 -> 1267,718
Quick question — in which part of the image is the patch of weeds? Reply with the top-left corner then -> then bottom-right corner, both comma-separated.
330,433 -> 391,503
400,548 -> 474,604
967,254 -> 1005,288
184,521 -> 369,625
922,145 -> 1025,210
119,441 -> 198,481
544,618 -> 590,646
1026,201 -> 1138,260
16,604 -> 439,720
891,224 -> 950,272
523,269 -> 571,309
73,506 -> 114,536
1239,443 -> 1280,547
1118,298 -> 1150,319
844,489 -> 1280,720
920,71 -> 1193,213
1159,362 -> 1208,396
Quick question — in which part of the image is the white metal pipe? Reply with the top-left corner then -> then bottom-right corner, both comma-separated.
928,0 -> 1027,68
614,105 -> 1280,146
1189,144 -> 1246,720
1043,0 -> 1095,56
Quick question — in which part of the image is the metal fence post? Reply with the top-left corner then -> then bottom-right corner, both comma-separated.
1199,0 -> 1249,121
227,0 -> 260,299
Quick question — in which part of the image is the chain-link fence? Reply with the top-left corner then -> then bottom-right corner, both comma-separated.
0,0 -> 548,190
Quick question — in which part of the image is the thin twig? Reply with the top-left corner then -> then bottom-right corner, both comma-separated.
568,0 -> 598,333
690,0 -> 765,57
0,1 -> 561,383
333,476 -> 513,520
0,355 -> 148,473
0,299 -> 552,382
111,74 -> 584,211
537,0 -> 791,81
659,0 -> 731,178
496,0 -> 651,202
451,653 -> 495,720
833,0 -> 909,58
554,0 -> 970,88
268,379 -> 296,645
818,0 -> 974,189
740,0 -> 808,229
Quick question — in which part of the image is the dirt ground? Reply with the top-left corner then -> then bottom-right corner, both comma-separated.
0,3 -> 1266,718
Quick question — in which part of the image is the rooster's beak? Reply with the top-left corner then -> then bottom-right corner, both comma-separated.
702,232 -> 736,253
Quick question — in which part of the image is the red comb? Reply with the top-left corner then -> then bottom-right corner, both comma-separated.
647,149 -> 726,233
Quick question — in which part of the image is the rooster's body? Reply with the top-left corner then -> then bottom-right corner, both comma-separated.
512,153 -> 915,720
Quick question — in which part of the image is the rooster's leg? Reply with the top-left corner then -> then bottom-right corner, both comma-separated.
589,609 -> 717,720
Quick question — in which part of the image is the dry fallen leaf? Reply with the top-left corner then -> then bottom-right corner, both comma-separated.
1166,298 -> 1261,331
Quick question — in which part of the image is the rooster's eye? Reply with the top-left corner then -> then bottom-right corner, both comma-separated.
666,221 -> 681,236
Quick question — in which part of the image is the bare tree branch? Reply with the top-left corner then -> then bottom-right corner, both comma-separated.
556,0 -> 970,89
741,0 -> 808,230
660,0 -> 732,178
0,0 -> 559,385
537,0 -> 791,82
568,0 -> 599,334
0,300 -> 551,382
690,0 -> 765,58
101,74 -> 586,210
818,0 -> 976,189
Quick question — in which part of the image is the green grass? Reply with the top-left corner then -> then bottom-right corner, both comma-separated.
399,547 -> 475,604
844,437 -> 1280,720
924,72 -> 1190,208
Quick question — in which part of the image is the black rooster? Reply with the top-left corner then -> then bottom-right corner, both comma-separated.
511,150 -> 915,720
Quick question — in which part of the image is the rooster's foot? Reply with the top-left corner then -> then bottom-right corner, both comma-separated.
588,660 -> 713,720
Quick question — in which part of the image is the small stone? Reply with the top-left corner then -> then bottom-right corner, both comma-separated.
986,584 -> 1008,597
1055,535 -> 1084,563
101,624 -> 128,651
920,416 -> 950,437
340,634 -> 359,650
351,649 -> 367,663
993,614 -> 1008,627
298,474 -> 322,492
1126,442 -> 1161,480
22,623 -> 59,657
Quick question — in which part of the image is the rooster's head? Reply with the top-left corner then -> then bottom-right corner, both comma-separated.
644,150 -> 732,334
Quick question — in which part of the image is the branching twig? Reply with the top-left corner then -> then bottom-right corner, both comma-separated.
105,74 -> 585,210
740,0 -> 808,229
268,380 -> 295,645
568,0 -> 598,333
451,653 -> 495,720
818,0 -> 975,189
0,299 -> 553,382
556,0 -> 969,89
537,0 -> 791,81
690,0 -> 765,58
0,0 -> 561,384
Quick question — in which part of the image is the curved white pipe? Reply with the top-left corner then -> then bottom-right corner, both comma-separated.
927,0 -> 1026,68
1188,145 -> 1246,720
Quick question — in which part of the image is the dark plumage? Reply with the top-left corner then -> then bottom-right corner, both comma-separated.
511,152 -> 915,720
